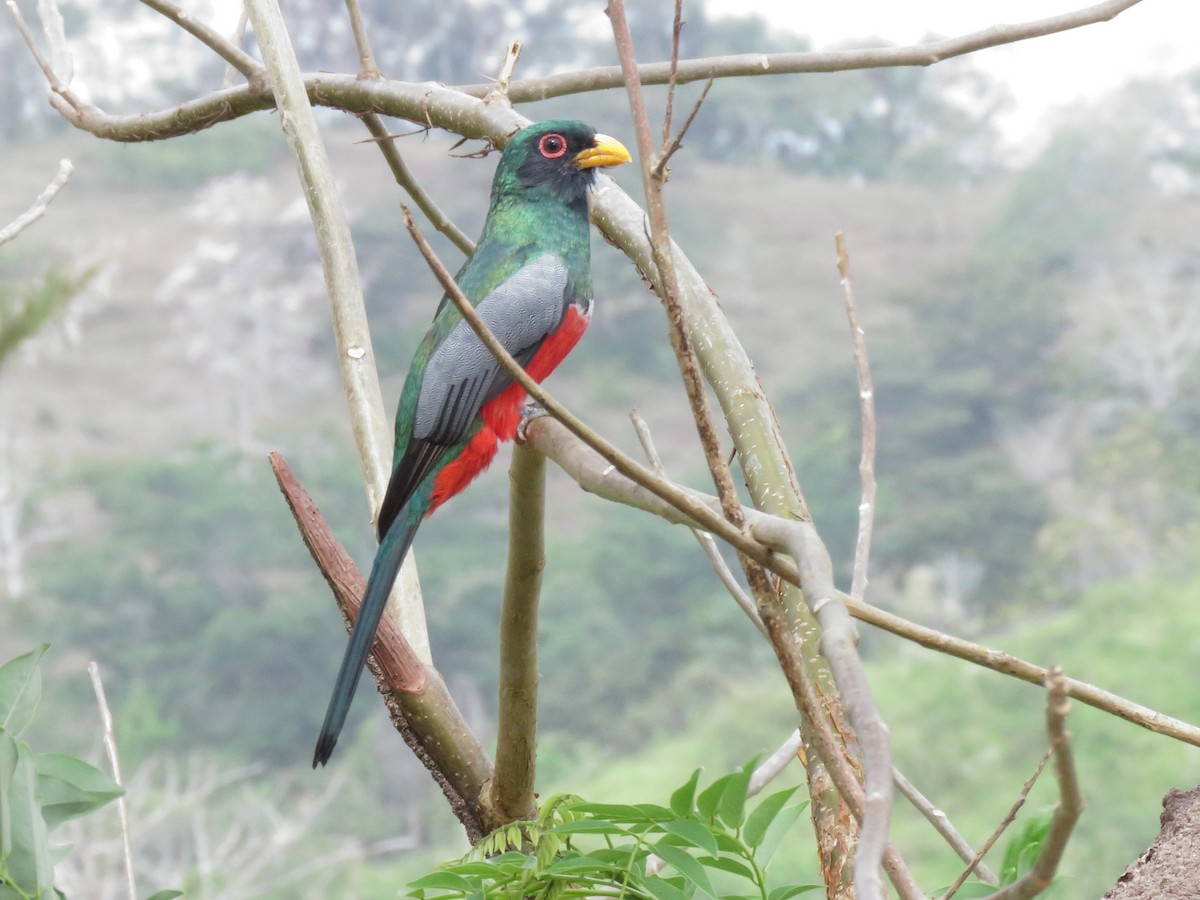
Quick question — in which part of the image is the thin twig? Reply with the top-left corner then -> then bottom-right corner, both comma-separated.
630,410 -> 767,640
605,0 -> 752,571
361,114 -> 475,256
342,0 -> 381,78
892,767 -> 998,886
661,0 -> 684,146
141,0 -> 262,80
486,442 -> 545,823
836,232 -> 876,601
653,76 -> 712,181
523,415 -> 1200,749
984,668 -> 1084,900
941,748 -> 1053,899
0,158 -> 73,247
88,662 -> 136,900
748,729 -> 802,797
222,7 -> 251,88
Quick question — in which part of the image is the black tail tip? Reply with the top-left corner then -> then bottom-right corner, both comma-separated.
313,734 -> 337,768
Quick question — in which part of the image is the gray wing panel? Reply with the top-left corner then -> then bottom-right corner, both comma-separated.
414,255 -> 571,445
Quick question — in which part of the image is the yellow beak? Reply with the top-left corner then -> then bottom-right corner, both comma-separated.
574,134 -> 632,170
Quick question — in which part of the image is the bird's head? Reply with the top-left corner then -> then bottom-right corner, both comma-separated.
494,120 -> 631,207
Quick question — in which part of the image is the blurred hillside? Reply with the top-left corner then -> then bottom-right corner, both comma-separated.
2,7 -> 1200,893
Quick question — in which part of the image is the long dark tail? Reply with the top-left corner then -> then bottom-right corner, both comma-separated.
313,505 -> 420,767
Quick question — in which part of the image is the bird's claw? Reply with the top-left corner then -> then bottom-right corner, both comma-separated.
516,400 -> 549,443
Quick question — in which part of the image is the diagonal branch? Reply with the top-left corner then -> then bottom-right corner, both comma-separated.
270,452 -> 493,840
141,0 -> 263,80
360,114 -> 475,256
523,415 -> 1200,749
0,158 -> 72,246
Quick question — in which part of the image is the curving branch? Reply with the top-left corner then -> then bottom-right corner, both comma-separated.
0,158 -> 72,246
455,0 -> 1144,102
984,668 -> 1084,900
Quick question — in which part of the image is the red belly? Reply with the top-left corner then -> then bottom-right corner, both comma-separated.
427,304 -> 589,513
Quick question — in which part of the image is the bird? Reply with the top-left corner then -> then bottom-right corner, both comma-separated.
313,120 -> 631,767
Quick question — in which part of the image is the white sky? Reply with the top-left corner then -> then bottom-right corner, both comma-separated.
704,0 -> 1195,138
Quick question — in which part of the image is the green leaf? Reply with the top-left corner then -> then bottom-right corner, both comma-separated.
661,820 -> 719,856
0,646 -> 48,739
643,875 -> 691,900
766,884 -> 822,900
717,763 -> 756,830
743,787 -> 800,848
654,843 -> 716,898
408,871 -> 476,892
550,819 -> 634,836
754,800 -> 808,868
568,802 -> 658,822
696,774 -> 734,822
0,740 -> 53,897
670,769 -> 703,817
543,855 -> 624,876
697,855 -> 754,880
36,753 -> 124,828
146,892 -> 185,900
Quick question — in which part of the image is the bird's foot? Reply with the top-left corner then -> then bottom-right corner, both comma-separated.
516,400 -> 549,443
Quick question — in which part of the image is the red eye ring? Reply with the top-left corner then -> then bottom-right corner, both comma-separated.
538,133 -> 567,159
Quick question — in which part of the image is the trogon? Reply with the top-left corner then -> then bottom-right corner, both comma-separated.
314,120 -> 631,766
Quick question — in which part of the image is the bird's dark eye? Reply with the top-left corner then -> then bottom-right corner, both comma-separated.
538,134 -> 567,159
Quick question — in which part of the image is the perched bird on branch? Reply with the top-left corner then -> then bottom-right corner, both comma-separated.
314,120 -> 631,766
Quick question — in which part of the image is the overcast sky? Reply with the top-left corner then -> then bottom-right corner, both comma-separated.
704,0 -> 1194,138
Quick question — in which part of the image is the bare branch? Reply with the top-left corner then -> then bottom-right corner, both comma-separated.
942,748 -> 1053,900
630,409 -> 767,640
141,0 -> 262,80
486,40 -> 522,105
892,767 -> 998,886
985,668 -> 1084,900
342,0 -> 381,79
748,729 -> 802,797
88,662 -> 136,900
0,158 -> 72,247
661,0 -> 684,147
485,442 -> 546,824
269,452 -> 493,840
835,232 -> 877,601
654,76 -> 712,181
360,114 -> 475,256
458,0 -> 1146,102
523,416 -> 1200,748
